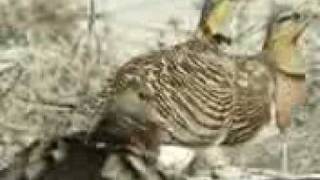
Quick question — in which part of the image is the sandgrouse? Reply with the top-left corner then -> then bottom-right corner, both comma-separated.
98,37 -> 277,148
198,0 -> 309,172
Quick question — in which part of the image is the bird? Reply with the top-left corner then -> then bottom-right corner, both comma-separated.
95,30 -> 278,174
101,36 -> 277,145
0,89 -> 168,180
263,10 -> 309,172
199,1 -> 310,172
198,0 -> 308,107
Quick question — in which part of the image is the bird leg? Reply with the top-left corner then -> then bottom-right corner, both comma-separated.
239,150 -> 247,171
280,129 -> 289,174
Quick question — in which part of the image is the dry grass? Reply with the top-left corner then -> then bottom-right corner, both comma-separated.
0,0 -> 114,168
0,0 -> 84,40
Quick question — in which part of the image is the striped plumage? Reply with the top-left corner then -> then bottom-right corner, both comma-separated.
87,2 -> 308,174
90,0 -> 275,149
100,38 -> 276,147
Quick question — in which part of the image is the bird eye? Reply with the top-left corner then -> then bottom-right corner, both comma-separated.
277,12 -> 301,23
292,12 -> 302,21
277,15 -> 291,23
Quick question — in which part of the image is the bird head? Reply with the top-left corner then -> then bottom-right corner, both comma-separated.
197,0 -> 232,45
263,10 -> 310,76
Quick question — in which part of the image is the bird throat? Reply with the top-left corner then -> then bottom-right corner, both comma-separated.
276,45 -> 305,77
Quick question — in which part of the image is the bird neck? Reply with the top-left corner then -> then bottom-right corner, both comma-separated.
275,70 -> 306,130
268,36 -> 305,77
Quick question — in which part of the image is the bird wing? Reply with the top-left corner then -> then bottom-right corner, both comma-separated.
106,40 -> 237,146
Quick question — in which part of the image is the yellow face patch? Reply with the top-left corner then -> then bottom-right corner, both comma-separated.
200,0 -> 232,37
268,14 -> 308,76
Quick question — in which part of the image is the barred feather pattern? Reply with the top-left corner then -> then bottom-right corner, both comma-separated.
100,38 -> 276,147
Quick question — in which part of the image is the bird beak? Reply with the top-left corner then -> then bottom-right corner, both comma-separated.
292,17 -> 311,42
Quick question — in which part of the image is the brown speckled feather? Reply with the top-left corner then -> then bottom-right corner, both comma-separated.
100,38 -> 276,147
